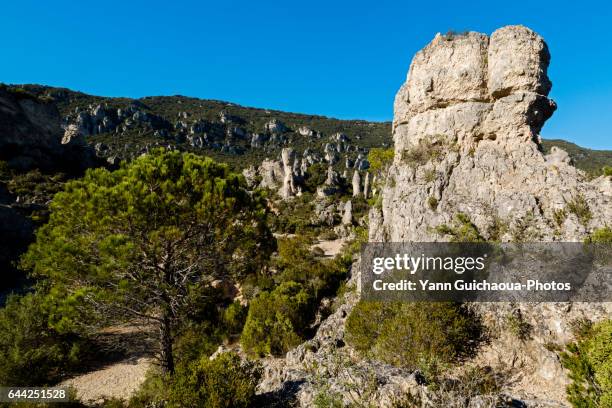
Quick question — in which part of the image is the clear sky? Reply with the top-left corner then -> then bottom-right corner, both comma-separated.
2,0 -> 610,149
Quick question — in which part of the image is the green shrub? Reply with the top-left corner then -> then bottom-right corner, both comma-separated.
584,227 -> 612,243
567,195 -> 592,226
0,293 -> 86,386
561,320 -> 612,407
401,137 -> 454,168
602,166 -> 612,177
222,301 -> 248,337
424,169 -> 437,183
313,390 -> 344,408
268,193 -> 317,234
435,213 -> 484,242
275,236 -> 347,297
168,352 -> 261,408
505,310 -> 532,341
553,208 -> 567,227
427,196 -> 438,210
343,301 -> 396,353
346,302 -> 482,374
368,147 -> 395,174
240,234 -> 352,357
173,321 -> 225,364
510,212 -> 541,242
304,163 -> 328,192
240,281 -> 315,356
127,370 -> 168,408
319,230 -> 339,240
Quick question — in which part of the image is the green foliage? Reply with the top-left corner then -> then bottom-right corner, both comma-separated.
168,352 -> 261,408
505,310 -> 533,341
21,150 -> 273,373
222,301 -> 248,337
275,236 -> 348,295
603,166 -> 612,177
127,371 -> 169,408
346,302 -> 482,375
313,390 -> 344,408
401,137 -> 454,168
427,196 -> 438,210
424,169 -> 437,183
268,192 -> 318,234
435,213 -> 484,242
561,320 -> 612,407
367,147 -> 394,174
304,163 -> 328,192
585,227 -> 612,243
553,208 -> 568,227
567,195 -> 592,226
0,293 -> 88,386
241,236 -> 351,356
240,281 -> 314,356
510,212 -> 541,242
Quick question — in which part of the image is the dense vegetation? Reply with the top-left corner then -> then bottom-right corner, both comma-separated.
0,149 -> 360,406
241,236 -> 352,356
20,150 -> 273,374
1,84 -> 611,407
562,319 -> 612,407
346,301 -> 482,381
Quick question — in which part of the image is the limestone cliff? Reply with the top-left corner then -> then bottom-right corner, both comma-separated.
370,25 -> 611,243
256,26 -> 611,407
367,25 -> 612,403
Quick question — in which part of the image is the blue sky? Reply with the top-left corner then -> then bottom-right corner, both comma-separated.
2,1 -> 610,149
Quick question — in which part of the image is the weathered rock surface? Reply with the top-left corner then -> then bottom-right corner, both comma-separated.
351,171 -> 361,197
369,24 -> 612,405
0,89 -> 97,171
373,25 -> 609,243
258,159 -> 284,190
363,172 -> 370,199
317,166 -> 341,197
257,25 -> 611,408
342,200 -> 352,225
281,148 -> 299,198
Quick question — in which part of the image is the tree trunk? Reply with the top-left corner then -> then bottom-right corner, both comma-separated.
159,310 -> 175,375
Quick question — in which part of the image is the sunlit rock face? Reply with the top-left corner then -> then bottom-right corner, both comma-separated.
371,25 -> 611,244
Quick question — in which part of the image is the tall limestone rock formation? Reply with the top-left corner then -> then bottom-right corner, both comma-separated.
368,25 -> 612,402
370,25 -> 611,243
351,170 -> 361,197
256,26 -> 610,407
280,148 -> 298,199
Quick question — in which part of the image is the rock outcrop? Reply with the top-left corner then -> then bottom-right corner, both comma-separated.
368,25 -> 612,404
371,25 -> 610,243
317,166 -> 341,197
351,171 -> 361,197
341,200 -> 352,225
280,148 -> 299,199
0,88 -> 97,171
256,25 -> 611,408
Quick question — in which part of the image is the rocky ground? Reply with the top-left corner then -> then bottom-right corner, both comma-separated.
61,357 -> 152,404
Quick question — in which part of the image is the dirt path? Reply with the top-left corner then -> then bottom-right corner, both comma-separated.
60,357 -> 153,404
59,324 -> 155,404
313,238 -> 346,257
